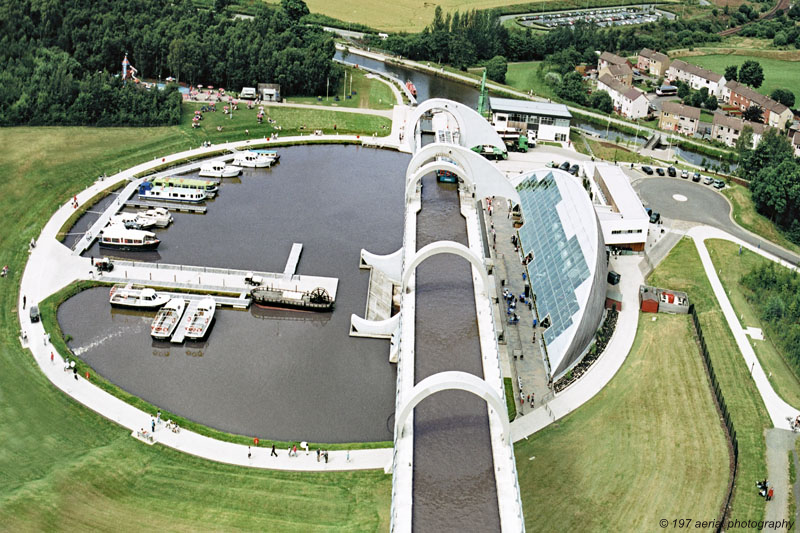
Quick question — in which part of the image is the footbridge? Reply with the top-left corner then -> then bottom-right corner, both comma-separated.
354,130 -> 525,530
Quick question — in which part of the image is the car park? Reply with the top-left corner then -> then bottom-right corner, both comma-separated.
667,166 -> 677,177
559,161 -> 571,171
692,172 -> 701,182
713,179 -> 725,189
641,166 -> 654,175
681,169 -> 689,179
703,176 -> 714,185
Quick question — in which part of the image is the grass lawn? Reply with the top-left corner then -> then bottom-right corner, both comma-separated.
700,110 -> 716,123
569,130 -> 592,156
505,61 -> 557,100
515,312 -> 729,531
722,183 -> 800,256
706,239 -> 800,409
586,138 -> 652,164
0,121 -> 393,528
286,66 -> 397,109
685,55 -> 800,104
648,237 -> 771,525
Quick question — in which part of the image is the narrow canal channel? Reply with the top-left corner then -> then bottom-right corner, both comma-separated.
412,173 -> 500,530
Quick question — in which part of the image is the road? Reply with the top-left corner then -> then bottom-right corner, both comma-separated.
633,176 -> 800,267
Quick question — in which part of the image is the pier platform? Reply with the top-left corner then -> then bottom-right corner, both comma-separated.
170,301 -> 197,343
282,243 -> 303,280
124,200 -> 207,213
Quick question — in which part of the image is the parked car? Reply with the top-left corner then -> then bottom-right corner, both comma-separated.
649,211 -> 661,223
680,169 -> 689,179
692,172 -> 701,182
667,166 -> 677,177
29,305 -> 40,323
569,164 -> 580,176
703,175 -> 714,185
656,167 -> 665,176
641,165 -> 654,175
713,179 -> 725,189
559,161 -> 571,171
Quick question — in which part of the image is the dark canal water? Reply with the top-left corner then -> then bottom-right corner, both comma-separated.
59,145 -> 409,443
412,174 -> 500,530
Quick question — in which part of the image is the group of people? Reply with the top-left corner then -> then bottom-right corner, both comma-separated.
1,265 -> 8,277
756,479 -> 774,501
63,358 -> 79,380
503,288 -> 521,324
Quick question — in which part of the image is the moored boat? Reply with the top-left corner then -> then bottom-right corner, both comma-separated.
184,298 -> 216,339
109,283 -> 170,308
99,224 -> 160,250
151,176 -> 219,196
233,151 -> 272,168
249,149 -> 280,163
151,298 -> 187,339
141,207 -> 173,227
250,286 -> 333,312
199,161 -> 242,178
406,80 -> 417,97
110,212 -> 156,230
138,181 -> 206,203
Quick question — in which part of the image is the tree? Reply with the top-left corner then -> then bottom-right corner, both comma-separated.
485,55 -> 508,83
735,124 -> 754,155
770,88 -> 795,108
705,94 -> 718,110
556,71 -> 587,105
774,31 -> 788,47
739,59 -> 764,88
743,104 -> 764,123
281,0 -> 309,22
739,128 -> 794,179
677,80 -> 690,99
724,65 -> 738,82
589,90 -> 613,113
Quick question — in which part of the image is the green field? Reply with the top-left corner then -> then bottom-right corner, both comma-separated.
706,239 -> 800,409
515,311 -> 729,531
505,61 -> 558,100
287,66 -> 397,109
686,55 -> 800,104
648,237 -> 771,524
0,120 -> 393,528
721,183 -> 800,256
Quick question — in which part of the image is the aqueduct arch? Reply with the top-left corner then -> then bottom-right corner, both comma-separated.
402,98 -> 505,154
401,240 -> 489,295
395,371 -> 510,445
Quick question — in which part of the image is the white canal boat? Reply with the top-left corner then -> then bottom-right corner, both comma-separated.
138,181 -> 206,203
109,212 -> 156,230
232,152 -> 272,168
150,298 -> 187,339
199,161 -> 242,178
184,298 -> 216,339
141,207 -> 173,227
109,284 -> 170,309
99,224 -> 160,250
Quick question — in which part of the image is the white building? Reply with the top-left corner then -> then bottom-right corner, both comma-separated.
588,163 -> 649,251
489,97 -> 571,142
596,74 -> 649,119
666,59 -> 726,99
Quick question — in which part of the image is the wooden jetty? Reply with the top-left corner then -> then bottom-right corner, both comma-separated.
125,200 -> 206,213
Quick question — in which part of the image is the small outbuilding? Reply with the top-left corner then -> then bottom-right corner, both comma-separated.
639,285 -> 689,314
257,83 -> 281,102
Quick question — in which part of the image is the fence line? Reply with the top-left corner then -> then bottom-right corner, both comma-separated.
690,304 -> 738,533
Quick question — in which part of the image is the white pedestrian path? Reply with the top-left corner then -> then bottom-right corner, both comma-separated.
19,133 -> 400,472
688,225 -> 800,428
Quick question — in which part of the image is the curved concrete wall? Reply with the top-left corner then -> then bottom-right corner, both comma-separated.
403,98 -> 505,154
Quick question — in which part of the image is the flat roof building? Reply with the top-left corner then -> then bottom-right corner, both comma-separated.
514,169 -> 607,379
489,97 -> 571,142
588,163 -> 649,251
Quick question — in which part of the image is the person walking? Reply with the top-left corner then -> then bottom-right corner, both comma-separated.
270,444 -> 278,457
292,444 -> 297,457
324,450 -> 329,463
151,418 -> 155,433
73,366 -> 78,380
767,487 -> 774,501
22,295 -> 26,309
248,446 -> 252,460
156,410 -> 161,425
317,449 -> 321,462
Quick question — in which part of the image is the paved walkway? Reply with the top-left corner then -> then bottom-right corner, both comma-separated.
18,134 -> 399,472
764,428 -> 798,529
688,225 -> 800,426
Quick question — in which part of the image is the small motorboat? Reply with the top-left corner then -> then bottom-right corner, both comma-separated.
184,298 -> 216,339
249,149 -> 280,163
233,152 -> 272,168
406,80 -> 417,97
151,298 -> 187,339
138,181 -> 206,203
109,212 -> 156,230
141,207 -> 173,227
199,161 -> 242,178
109,284 -> 170,308
99,224 -> 160,250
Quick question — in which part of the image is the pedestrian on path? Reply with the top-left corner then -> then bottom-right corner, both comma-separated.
531,393 -> 535,408
156,410 -> 161,425
73,367 -> 78,380
317,449 -> 321,462
292,444 -> 297,457
767,488 -> 774,501
23,295 -> 26,309
346,450 -> 350,463
151,418 -> 155,433
271,444 -> 278,457
248,446 -> 252,460
324,450 -> 329,463
50,352 -> 54,363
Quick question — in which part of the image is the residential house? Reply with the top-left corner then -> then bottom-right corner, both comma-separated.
723,80 -> 793,130
637,48 -> 671,77
599,62 -> 633,86
598,51 -> 630,71
658,102 -> 701,136
596,74 -> 649,119
711,114 -> 771,148
666,59 -> 726,99
792,131 -> 800,157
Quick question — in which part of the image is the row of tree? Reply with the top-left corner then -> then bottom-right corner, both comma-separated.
738,130 -> 800,244
0,0 -> 338,126
741,262 -> 800,374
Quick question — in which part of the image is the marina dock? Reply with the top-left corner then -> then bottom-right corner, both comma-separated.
282,243 -> 303,280
124,200 -> 207,213
170,301 -> 197,343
